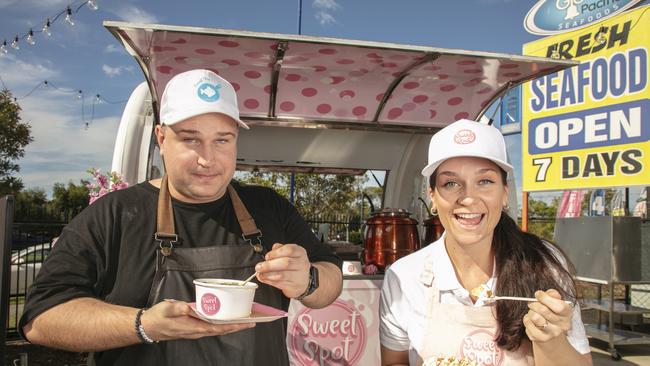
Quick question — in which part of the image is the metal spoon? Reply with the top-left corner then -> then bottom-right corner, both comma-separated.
241,272 -> 257,286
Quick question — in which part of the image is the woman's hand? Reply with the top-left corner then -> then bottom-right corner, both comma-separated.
523,289 -> 573,343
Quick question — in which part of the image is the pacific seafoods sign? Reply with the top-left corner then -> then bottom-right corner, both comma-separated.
524,0 -> 645,35
522,5 -> 650,191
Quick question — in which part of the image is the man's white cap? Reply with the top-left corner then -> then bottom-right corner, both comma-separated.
159,69 -> 249,129
421,119 -> 513,177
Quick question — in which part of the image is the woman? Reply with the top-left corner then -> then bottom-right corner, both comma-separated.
379,119 -> 592,366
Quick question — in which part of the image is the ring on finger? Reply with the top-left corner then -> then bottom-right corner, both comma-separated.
539,321 -> 549,331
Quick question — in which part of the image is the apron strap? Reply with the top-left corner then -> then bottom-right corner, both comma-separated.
153,176 -> 265,255
154,175 -> 178,256
228,185 -> 265,254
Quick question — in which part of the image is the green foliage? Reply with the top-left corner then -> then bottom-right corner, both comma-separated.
15,188 -> 48,220
237,170 -> 384,240
51,180 -> 90,216
527,197 -> 559,241
0,90 -> 33,196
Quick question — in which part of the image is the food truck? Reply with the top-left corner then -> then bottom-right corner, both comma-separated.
104,21 -> 575,365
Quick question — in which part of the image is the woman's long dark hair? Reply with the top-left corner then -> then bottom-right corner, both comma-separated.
429,170 -> 577,351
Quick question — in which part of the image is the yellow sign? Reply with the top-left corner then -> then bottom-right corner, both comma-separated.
522,6 -> 650,192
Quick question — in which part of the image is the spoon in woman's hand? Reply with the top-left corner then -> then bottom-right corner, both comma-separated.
482,296 -> 572,304
241,272 -> 257,286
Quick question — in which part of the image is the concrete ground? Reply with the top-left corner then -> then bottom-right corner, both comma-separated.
591,340 -> 650,366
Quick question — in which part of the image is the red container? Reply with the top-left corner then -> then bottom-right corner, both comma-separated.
422,215 -> 444,246
364,208 -> 420,272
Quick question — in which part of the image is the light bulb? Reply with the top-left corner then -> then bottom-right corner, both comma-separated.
65,7 -> 75,26
95,94 -> 101,103
87,0 -> 98,10
26,29 -> 35,45
0,40 -> 7,54
11,36 -> 19,50
77,90 -> 83,100
42,19 -> 52,37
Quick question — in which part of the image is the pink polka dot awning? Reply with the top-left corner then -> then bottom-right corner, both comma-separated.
105,22 -> 576,130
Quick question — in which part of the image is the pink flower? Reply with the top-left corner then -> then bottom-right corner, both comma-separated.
87,168 -> 130,205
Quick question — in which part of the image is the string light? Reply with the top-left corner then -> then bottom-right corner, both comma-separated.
42,19 -> 52,37
2,0 -> 101,56
26,29 -> 35,46
87,0 -> 99,11
11,36 -> 19,50
2,78 -> 127,128
65,7 -> 75,26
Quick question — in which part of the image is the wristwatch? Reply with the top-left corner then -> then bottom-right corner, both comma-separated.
295,265 -> 319,301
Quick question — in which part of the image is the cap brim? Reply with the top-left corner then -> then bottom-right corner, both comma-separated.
162,111 -> 250,130
421,155 -> 513,177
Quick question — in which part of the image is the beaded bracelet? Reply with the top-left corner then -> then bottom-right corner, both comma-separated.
135,308 -> 158,344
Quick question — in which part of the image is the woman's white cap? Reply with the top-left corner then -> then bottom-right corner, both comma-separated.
421,119 -> 513,177
159,69 -> 249,129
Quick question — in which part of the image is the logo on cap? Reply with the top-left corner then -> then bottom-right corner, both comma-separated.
454,129 -> 476,144
197,83 -> 222,102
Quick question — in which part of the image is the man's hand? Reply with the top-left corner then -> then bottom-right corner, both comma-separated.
142,300 -> 255,341
255,243 -> 311,299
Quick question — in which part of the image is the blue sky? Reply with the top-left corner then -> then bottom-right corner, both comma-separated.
1,0 -> 642,205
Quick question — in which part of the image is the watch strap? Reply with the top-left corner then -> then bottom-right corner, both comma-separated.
295,265 -> 318,301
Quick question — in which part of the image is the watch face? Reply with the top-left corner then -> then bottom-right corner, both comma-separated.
310,266 -> 319,290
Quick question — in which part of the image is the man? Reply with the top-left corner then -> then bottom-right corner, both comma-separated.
19,69 -> 343,365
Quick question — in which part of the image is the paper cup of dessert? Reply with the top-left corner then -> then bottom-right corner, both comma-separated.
193,278 -> 258,320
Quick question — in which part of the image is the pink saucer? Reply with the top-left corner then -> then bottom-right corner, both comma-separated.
188,302 -> 288,324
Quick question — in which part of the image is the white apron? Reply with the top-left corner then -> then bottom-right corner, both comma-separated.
416,256 -> 534,366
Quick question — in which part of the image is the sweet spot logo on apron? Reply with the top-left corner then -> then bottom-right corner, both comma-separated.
459,329 -> 504,366
201,293 -> 221,316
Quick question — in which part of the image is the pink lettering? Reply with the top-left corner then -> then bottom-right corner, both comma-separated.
296,312 -> 361,337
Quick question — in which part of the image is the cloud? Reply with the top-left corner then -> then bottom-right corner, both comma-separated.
313,0 -> 341,10
312,0 -> 340,26
101,64 -> 134,78
315,11 -> 337,26
16,94 -> 120,196
104,44 -> 124,54
111,5 -> 160,24
0,54 -> 59,93
0,0 -> 69,10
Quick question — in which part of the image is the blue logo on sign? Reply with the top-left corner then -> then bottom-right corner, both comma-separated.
197,83 -> 221,102
524,0 -> 644,35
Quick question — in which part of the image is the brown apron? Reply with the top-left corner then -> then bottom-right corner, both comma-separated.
103,176 -> 289,366
416,255 -> 533,366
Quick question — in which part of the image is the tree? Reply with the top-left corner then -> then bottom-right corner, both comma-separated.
0,90 -> 33,195
14,187 -> 48,220
51,180 -> 90,220
527,197 -> 559,241
236,170 -> 374,243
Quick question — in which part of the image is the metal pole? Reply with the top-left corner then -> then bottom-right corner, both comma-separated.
298,0 -> 303,35
521,191 -> 529,231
